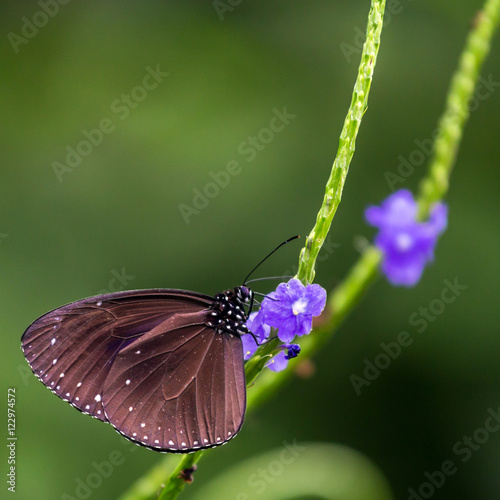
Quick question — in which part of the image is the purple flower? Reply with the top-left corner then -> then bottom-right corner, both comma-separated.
242,311 -> 270,360
365,189 -> 448,287
241,334 -> 259,361
244,279 -> 326,371
260,278 -> 327,343
246,310 -> 270,343
266,350 -> 288,372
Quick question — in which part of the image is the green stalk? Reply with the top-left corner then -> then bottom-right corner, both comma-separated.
418,0 -> 500,217
297,0 -> 386,285
157,453 -> 204,500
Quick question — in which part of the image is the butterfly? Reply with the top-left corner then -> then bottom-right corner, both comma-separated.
21,237 -> 297,453
21,286 -> 253,453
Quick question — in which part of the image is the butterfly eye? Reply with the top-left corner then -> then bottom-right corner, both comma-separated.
238,286 -> 252,302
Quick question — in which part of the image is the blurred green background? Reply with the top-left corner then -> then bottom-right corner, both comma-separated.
2,1 -> 500,499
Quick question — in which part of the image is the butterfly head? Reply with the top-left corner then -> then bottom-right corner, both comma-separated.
208,287 -> 253,336
235,285 -> 253,304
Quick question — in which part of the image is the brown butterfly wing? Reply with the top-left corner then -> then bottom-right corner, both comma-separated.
21,289 -> 246,452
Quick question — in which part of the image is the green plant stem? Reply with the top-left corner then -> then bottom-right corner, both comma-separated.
417,0 -> 500,218
157,453 -> 204,500
297,0 -> 387,285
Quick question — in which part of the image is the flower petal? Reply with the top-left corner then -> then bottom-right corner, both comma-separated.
366,190 -> 417,229
304,284 -> 327,316
295,314 -> 313,337
246,310 -> 271,342
266,351 -> 288,372
241,334 -> 259,360
276,316 -> 298,343
381,251 -> 427,286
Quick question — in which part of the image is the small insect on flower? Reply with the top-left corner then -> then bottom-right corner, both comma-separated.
365,189 -> 448,286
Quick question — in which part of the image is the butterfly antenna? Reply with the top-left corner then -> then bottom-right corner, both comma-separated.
245,276 -> 294,285
243,236 -> 299,285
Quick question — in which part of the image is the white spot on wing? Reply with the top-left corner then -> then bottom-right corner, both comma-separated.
96,301 -> 102,306
52,358 -> 58,365
129,407 -> 133,412
77,382 -> 82,388
51,338 -> 56,345
168,440 -> 174,446
125,379 -> 130,385
140,423 -> 145,428
94,394 -> 101,402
